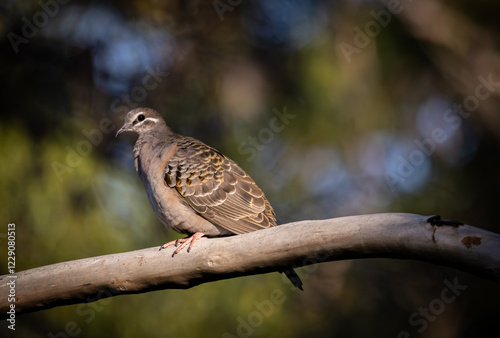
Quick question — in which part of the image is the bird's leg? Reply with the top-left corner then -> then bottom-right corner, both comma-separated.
159,232 -> 206,256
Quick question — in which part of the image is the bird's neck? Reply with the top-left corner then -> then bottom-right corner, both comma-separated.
133,127 -> 175,176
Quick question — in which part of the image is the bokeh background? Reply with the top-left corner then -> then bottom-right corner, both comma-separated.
1,0 -> 500,337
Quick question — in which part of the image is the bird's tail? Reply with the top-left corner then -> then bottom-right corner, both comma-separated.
283,268 -> 303,291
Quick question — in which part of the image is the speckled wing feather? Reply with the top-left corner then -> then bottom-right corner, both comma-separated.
165,135 -> 277,235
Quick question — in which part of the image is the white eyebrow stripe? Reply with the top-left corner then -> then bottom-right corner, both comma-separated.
142,117 -> 159,123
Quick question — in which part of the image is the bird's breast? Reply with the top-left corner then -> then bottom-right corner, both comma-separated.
135,142 -> 226,236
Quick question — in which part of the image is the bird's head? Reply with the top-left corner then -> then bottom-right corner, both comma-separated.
116,107 -> 167,137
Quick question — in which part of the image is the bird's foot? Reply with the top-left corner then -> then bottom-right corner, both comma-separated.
159,232 -> 206,257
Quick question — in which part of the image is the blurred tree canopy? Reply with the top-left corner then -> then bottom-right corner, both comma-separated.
1,0 -> 499,337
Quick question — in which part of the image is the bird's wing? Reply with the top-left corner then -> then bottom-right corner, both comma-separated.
165,136 -> 276,234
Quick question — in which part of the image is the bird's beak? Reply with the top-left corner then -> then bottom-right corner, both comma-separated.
116,124 -> 132,137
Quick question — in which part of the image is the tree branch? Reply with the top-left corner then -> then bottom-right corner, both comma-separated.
1,213 -> 499,319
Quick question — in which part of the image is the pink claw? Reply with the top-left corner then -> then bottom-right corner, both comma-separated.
159,232 -> 206,256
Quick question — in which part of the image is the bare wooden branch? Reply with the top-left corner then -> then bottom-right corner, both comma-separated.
1,213 -> 499,319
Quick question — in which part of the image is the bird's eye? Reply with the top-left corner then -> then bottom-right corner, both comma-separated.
138,114 -> 145,122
